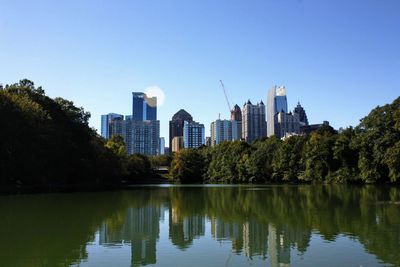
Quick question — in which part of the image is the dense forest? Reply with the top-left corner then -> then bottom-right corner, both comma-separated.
170,96 -> 400,184
0,80 -> 158,193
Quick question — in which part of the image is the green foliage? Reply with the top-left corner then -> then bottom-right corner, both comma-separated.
105,135 -> 127,158
170,149 -> 205,183
1,79 -> 399,188
353,97 -> 400,183
301,131 -> 338,182
0,80 -> 125,192
149,154 -> 173,169
173,96 -> 400,184
204,141 -> 252,183
247,137 -> 281,182
126,154 -> 153,180
272,135 -> 306,182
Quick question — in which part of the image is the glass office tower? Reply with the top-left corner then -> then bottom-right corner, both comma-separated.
132,92 -> 157,121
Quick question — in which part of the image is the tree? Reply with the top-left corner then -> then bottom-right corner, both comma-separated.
353,97 -> 400,183
105,135 -> 127,158
246,137 -> 281,182
300,131 -> 338,182
170,149 -> 205,183
272,136 -> 306,182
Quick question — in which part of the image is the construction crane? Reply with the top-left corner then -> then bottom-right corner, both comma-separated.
219,80 -> 232,113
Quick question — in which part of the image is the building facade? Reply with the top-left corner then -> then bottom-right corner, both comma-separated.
183,121 -> 205,148
276,112 -> 300,138
210,119 -> 232,146
293,102 -> 309,127
101,92 -> 160,156
132,92 -> 157,121
267,86 -> 288,137
171,136 -> 184,152
242,100 -> 267,143
159,137 -> 165,155
110,118 -> 160,155
101,113 -> 124,139
230,104 -> 242,141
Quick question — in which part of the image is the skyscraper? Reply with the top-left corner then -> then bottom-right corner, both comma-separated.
101,92 -> 160,156
159,137 -> 165,155
242,100 -> 267,143
101,113 -> 123,139
276,112 -> 300,138
230,104 -> 242,121
210,119 -> 232,146
183,121 -> 205,148
171,136 -> 184,152
109,116 -> 160,155
293,102 -> 309,126
132,92 -> 157,121
267,86 -> 288,137
169,109 -> 193,150
230,104 -> 242,141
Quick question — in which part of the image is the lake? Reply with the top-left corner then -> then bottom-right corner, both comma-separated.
0,185 -> 399,266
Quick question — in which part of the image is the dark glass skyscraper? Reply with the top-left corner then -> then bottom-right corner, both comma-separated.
169,109 -> 193,150
132,92 -> 157,121
293,102 -> 309,126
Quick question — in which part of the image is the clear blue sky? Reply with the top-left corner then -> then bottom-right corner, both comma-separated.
1,0 -> 399,145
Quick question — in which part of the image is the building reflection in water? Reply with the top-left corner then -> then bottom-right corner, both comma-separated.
99,204 -> 166,267
98,202 -> 312,267
169,206 -> 206,249
210,217 -> 310,267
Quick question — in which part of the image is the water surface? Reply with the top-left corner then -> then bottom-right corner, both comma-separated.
1,185 -> 399,266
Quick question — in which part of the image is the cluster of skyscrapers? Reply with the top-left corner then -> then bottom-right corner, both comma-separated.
101,86 -> 329,155
208,86 -> 328,147
98,200 -> 310,266
101,92 -> 163,156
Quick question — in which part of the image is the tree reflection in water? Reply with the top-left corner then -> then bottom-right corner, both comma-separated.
0,186 -> 399,266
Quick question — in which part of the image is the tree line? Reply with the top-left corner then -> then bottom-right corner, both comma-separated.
1,79 -> 399,192
170,96 -> 400,184
0,79 -> 166,193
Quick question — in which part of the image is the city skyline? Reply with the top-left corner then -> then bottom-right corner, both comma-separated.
103,87 -> 327,149
1,0 -> 399,142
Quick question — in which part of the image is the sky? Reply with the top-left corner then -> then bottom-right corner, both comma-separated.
1,0 -> 399,146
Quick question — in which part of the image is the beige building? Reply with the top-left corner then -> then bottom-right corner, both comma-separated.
171,136 -> 184,152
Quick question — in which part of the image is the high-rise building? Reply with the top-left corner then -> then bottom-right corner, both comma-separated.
230,104 -> 242,121
210,119 -> 232,146
110,118 -> 160,155
183,121 -> 205,148
230,104 -> 242,141
242,100 -> 267,143
171,136 -> 184,152
132,92 -> 157,121
101,113 -> 123,139
101,92 -> 160,156
293,102 -> 309,127
159,137 -> 165,155
267,86 -> 288,137
169,109 -> 193,151
276,112 -> 300,138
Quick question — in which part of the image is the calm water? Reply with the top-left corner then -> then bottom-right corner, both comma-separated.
1,185 -> 399,267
